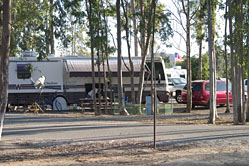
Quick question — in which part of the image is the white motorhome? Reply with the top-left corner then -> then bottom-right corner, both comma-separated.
8,55 -> 170,110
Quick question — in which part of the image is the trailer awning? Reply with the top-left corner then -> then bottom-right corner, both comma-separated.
65,59 -> 145,77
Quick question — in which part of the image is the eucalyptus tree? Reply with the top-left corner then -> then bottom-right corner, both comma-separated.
10,0 -> 85,58
11,0 -> 46,57
232,0 -> 245,124
0,0 -> 11,140
136,0 -> 172,106
224,0 -> 230,113
246,1 -> 249,121
228,0 -> 236,123
85,0 -> 97,115
194,0 -> 207,80
207,0 -> 216,124
228,0 -> 249,124
169,0 -> 201,112
117,0 -> 129,115
131,0 -> 138,57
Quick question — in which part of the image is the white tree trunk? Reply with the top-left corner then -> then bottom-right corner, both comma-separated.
207,0 -> 216,124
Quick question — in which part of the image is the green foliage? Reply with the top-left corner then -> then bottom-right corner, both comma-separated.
178,55 -> 209,81
10,0 -> 87,58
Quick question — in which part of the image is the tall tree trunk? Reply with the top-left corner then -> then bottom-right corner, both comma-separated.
0,0 -> 11,140
181,0 -> 192,113
44,0 -> 49,54
228,0 -> 237,124
97,5 -> 102,115
86,0 -> 97,115
131,0 -> 138,57
116,0 -> 128,115
137,0 -> 145,106
151,0 -> 157,149
207,0 -> 216,124
238,1 -> 244,124
197,0 -> 203,80
121,0 -> 135,104
49,0 -> 55,54
101,0 -> 109,114
198,40 -> 202,80
247,1 -> 249,121
224,0 -> 230,113
247,38 -> 249,121
137,1 -> 154,107
234,0 -> 243,123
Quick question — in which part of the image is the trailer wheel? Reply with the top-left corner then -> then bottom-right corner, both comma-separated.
52,96 -> 67,111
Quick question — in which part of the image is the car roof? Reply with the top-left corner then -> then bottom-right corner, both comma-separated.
191,80 -> 226,83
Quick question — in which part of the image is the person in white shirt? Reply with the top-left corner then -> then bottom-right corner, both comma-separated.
87,88 -> 98,98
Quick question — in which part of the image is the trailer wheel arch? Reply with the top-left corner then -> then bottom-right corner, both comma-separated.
52,95 -> 68,111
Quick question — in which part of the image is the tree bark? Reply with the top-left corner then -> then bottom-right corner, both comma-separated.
131,0 -> 138,57
224,0 -> 230,113
247,1 -> 249,121
0,0 -> 11,140
233,0 -> 243,124
137,0 -> 145,106
228,0 -> 237,124
198,40 -> 202,80
197,0 -> 203,80
137,0 -> 154,107
121,0 -> 135,104
86,0 -> 97,115
181,0 -> 192,113
207,0 -> 216,124
247,38 -> 249,121
116,0 -> 128,115
49,0 -> 55,54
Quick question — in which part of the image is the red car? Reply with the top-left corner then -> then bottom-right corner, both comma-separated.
181,80 -> 232,108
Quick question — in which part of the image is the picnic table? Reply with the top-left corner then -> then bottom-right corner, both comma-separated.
80,97 -> 113,113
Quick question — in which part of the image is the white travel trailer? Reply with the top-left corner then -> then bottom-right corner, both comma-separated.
165,66 -> 187,79
8,55 -> 170,110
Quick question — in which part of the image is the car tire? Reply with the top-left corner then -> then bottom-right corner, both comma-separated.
175,91 -> 182,103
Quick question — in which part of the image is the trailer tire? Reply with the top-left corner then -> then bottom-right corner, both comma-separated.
52,96 -> 67,111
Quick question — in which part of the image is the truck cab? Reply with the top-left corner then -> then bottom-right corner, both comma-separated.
168,77 -> 186,103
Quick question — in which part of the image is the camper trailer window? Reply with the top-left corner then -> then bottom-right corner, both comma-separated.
17,64 -> 31,79
180,74 -> 185,78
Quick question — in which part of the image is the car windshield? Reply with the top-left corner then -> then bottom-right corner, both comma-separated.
171,78 -> 186,85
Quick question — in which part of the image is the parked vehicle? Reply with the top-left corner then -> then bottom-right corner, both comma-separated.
164,66 -> 187,79
168,77 -> 186,103
181,80 -> 232,108
8,55 -> 170,110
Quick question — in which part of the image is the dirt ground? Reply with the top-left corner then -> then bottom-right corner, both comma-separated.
1,104 -> 249,166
